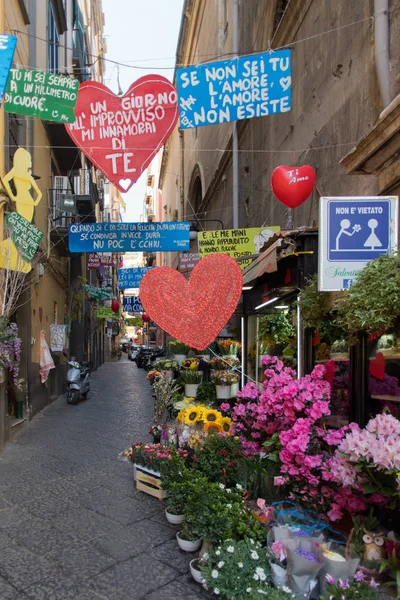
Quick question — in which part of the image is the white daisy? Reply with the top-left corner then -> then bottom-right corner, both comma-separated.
227,545 -> 235,553
246,588 -> 252,593
253,573 -> 259,581
211,570 -> 219,579
251,551 -> 259,560
214,589 -> 220,595
226,503 -> 232,509
236,483 -> 243,490
249,539 -> 255,544
219,483 -> 225,489
215,550 -> 221,556
217,561 -> 225,569
238,562 -> 244,568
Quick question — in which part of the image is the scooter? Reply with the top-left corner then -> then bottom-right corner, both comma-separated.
66,359 -> 92,404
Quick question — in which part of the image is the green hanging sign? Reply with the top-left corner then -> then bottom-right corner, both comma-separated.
84,285 -> 112,301
5,212 -> 43,261
4,68 -> 79,123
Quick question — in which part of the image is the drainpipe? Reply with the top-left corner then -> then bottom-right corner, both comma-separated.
374,0 -> 391,111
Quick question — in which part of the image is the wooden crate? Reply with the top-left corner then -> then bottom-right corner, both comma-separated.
135,468 -> 167,500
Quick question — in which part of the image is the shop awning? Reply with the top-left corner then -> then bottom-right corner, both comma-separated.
242,240 -> 279,284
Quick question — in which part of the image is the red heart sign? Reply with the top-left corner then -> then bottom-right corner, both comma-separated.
139,254 -> 243,350
271,165 -> 316,208
369,352 -> 385,381
66,76 -> 178,193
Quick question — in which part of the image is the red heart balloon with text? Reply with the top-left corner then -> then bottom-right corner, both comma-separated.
66,76 -> 178,193
271,165 -> 316,208
369,352 -> 385,381
139,254 -> 243,350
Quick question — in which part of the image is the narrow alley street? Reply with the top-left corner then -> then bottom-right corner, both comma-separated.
0,357 -> 208,600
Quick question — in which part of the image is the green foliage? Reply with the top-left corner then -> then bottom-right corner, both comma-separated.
259,311 -> 295,347
235,454 -> 282,502
180,369 -> 203,384
320,579 -> 379,600
194,434 -> 242,486
201,538 -> 290,600
297,274 -> 330,329
169,340 -> 190,354
335,253 -> 400,337
125,317 -> 142,327
195,381 -> 217,405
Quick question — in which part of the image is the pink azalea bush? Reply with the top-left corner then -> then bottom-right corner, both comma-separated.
224,356 -> 371,521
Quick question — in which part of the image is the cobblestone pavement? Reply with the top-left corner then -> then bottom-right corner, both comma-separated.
0,356 -> 208,600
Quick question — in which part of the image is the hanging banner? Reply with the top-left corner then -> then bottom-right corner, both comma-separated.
318,196 -> 399,291
198,226 -> 280,269
65,75 -> 178,193
118,267 -> 154,289
83,284 -> 112,301
5,212 -> 43,262
0,35 -> 17,105
4,69 -> 79,123
179,252 -> 200,271
97,306 -> 119,320
88,253 -> 101,269
123,295 -> 143,313
176,49 -> 291,129
69,221 -> 190,253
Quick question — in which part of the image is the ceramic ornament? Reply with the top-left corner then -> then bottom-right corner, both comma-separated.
66,75 -> 178,193
271,165 -> 316,208
139,254 -> 243,350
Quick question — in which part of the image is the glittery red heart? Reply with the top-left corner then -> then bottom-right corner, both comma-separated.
139,254 -> 243,350
369,352 -> 385,381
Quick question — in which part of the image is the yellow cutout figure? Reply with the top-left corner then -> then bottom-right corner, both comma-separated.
0,148 -> 42,273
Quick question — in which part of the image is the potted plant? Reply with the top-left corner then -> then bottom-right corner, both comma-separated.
153,358 -> 179,380
195,381 -> 217,405
169,340 -> 190,364
218,339 -> 242,358
211,371 -> 240,399
180,360 -> 203,397
259,311 -> 296,351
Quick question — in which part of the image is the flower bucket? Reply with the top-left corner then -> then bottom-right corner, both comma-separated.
216,385 -> 231,399
184,383 -> 199,397
230,382 -> 239,397
190,558 -> 205,584
165,509 -> 184,525
165,370 -> 174,381
173,354 -> 187,365
176,531 -> 201,552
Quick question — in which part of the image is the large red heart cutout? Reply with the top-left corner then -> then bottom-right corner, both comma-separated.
139,254 -> 243,350
66,76 -> 178,193
271,165 -> 316,208
369,352 -> 385,381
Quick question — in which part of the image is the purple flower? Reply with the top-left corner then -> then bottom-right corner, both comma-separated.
294,547 -> 317,562
354,571 -> 365,582
369,577 -> 379,589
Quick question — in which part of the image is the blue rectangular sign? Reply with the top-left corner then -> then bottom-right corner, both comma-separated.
319,196 -> 398,291
118,267 -> 154,289
68,222 -> 190,253
176,49 -> 291,129
0,35 -> 17,105
123,296 -> 143,313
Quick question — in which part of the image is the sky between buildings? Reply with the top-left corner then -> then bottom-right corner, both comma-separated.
102,0 -> 185,223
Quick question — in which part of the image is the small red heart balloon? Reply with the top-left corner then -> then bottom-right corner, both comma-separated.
369,352 -> 385,381
139,254 -> 243,350
111,299 -> 119,313
271,165 -> 316,209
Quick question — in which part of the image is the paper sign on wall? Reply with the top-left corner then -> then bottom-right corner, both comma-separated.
176,49 -> 291,129
65,76 -> 178,193
118,267 -> 155,289
5,212 -> 43,262
0,35 -> 17,105
198,226 -> 280,269
5,69 -> 79,123
69,222 -> 190,253
318,196 -> 399,291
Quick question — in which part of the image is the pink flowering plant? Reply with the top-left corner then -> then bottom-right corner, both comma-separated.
327,413 -> 400,509
224,356 -> 369,521
321,572 -> 379,599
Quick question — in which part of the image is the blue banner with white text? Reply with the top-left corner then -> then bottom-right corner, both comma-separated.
118,268 -> 154,290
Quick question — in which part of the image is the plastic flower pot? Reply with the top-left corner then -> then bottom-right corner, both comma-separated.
173,354 -> 187,365
165,509 -> 184,525
216,385 -> 231,399
184,383 -> 199,397
190,558 -> 205,584
176,531 -> 201,552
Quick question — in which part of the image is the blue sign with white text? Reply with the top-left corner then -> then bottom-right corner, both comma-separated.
123,296 -> 143,313
118,268 -> 154,290
176,49 -> 291,129
0,35 -> 17,105
68,222 -> 190,253
328,199 -> 391,262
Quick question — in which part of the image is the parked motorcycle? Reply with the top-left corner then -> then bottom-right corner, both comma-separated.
66,359 -> 92,404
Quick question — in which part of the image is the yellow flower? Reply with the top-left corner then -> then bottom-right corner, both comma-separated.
188,433 -> 203,449
220,417 -> 232,434
204,421 -> 223,435
183,406 -> 202,424
203,408 -> 223,423
184,396 -> 195,404
177,408 -> 187,422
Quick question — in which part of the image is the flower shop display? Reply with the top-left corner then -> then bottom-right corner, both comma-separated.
218,339 -> 242,357
211,371 -> 240,399
152,358 -> 179,380
180,357 -> 203,396
176,404 -> 229,440
147,369 -> 167,385
169,340 -> 190,364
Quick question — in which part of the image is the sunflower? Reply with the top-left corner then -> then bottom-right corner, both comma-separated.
183,406 -> 203,425
220,417 -> 232,434
204,421 -> 223,435
203,408 -> 223,423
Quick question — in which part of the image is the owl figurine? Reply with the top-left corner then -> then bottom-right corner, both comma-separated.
363,530 -> 386,561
